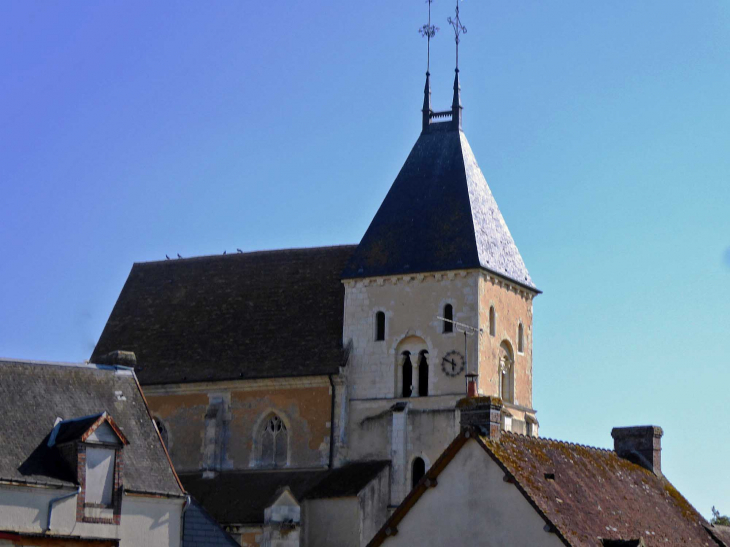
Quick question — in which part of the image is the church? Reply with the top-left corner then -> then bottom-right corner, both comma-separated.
89,8 -> 541,547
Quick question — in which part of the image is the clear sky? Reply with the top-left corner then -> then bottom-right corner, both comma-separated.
1,0 -> 728,519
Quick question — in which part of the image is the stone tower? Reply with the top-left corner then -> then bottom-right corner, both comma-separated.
339,71 -> 540,505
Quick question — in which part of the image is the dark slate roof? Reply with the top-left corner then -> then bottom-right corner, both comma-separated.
91,245 -> 356,385
342,127 -> 537,291
181,469 -> 327,525
182,499 -> 240,547
371,431 -> 717,547
0,359 -> 183,497
181,462 -> 390,525
303,460 -> 390,499
54,414 -> 104,445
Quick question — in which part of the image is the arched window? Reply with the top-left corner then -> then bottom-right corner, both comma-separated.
499,342 -> 514,404
443,304 -> 453,333
518,323 -> 524,353
154,417 -> 169,449
402,352 -> 413,398
260,414 -> 288,467
412,457 -> 426,489
375,311 -> 386,341
489,306 -> 496,337
418,350 -> 429,397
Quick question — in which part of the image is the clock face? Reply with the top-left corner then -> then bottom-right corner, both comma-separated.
441,350 -> 465,377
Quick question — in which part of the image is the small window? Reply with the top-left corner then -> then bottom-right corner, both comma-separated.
443,304 -> 453,333
489,306 -> 496,337
375,311 -> 386,341
85,447 -> 115,506
518,323 -> 524,353
154,417 -> 169,449
402,352 -> 413,398
412,457 -> 426,489
418,350 -> 429,397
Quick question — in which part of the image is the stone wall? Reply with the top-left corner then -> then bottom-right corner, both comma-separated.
146,377 -> 333,472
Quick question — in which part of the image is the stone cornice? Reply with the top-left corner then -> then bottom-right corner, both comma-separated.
342,268 -> 536,301
143,375 -> 331,396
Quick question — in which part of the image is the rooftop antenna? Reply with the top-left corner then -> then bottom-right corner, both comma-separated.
419,1 -> 439,132
437,316 -> 483,395
447,0 -> 466,130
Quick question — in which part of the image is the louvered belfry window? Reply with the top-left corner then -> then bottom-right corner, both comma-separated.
261,415 -> 288,467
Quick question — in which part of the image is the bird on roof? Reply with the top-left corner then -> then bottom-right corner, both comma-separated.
177,253 -> 182,259
223,250 -> 226,255
237,249 -> 243,253
166,254 -> 170,260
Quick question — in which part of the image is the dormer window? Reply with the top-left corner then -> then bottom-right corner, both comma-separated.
49,412 -> 128,526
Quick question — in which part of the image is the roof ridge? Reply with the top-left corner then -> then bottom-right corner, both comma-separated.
0,358 -> 134,375
136,244 -> 358,266
502,431 -> 613,453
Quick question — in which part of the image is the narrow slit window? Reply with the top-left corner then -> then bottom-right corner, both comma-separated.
412,457 -> 426,489
418,350 -> 429,396
443,304 -> 453,333
518,323 -> 524,353
489,306 -> 496,337
375,311 -> 386,341
402,352 -> 413,398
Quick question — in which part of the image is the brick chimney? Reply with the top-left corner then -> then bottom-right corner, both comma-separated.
611,426 -> 663,476
457,396 -> 503,440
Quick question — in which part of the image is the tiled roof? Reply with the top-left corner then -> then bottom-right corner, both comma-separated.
369,430 -> 717,547
181,461 -> 390,525
487,433 -> 716,546
342,127 -> 537,291
91,245 -> 356,385
0,359 -> 183,497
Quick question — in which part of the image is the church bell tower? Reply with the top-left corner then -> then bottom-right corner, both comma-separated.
340,0 -> 540,505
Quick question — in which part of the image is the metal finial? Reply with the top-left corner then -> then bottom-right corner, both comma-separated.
418,0 -> 439,72
447,0 -> 467,69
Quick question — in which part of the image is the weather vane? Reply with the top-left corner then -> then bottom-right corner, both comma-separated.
419,0 -> 439,72
447,0 -> 467,69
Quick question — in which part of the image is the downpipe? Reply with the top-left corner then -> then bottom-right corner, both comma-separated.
46,486 -> 81,532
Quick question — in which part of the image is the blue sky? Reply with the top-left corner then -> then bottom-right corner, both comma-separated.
1,0 -> 728,518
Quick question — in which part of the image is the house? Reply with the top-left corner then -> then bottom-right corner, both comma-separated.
368,394 -> 726,547
0,357 -> 182,546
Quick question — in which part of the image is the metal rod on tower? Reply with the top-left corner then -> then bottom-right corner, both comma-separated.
437,316 -> 483,394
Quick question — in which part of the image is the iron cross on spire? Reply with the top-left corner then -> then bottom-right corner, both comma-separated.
418,0 -> 439,72
447,0 -> 467,69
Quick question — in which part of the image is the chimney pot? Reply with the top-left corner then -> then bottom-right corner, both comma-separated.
611,426 -> 663,476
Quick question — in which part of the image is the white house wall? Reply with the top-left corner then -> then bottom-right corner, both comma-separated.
380,440 -> 565,547
0,485 -> 183,547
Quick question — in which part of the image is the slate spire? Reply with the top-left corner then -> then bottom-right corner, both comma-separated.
451,68 -> 462,131
422,72 -> 432,133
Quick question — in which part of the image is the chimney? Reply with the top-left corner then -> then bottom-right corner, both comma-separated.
96,350 -> 137,368
611,426 -> 663,476
457,396 -> 503,441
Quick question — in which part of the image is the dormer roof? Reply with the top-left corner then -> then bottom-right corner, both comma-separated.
342,126 -> 538,292
49,412 -> 129,447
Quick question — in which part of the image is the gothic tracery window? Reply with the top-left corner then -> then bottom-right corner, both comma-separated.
261,414 -> 288,467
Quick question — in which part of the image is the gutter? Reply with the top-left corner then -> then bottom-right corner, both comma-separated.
46,486 -> 81,532
328,375 -> 336,469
